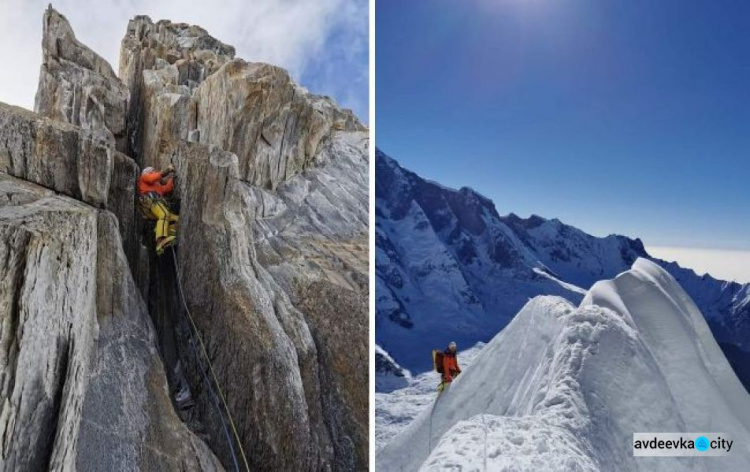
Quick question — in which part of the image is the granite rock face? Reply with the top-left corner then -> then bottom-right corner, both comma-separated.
119,15 -> 365,189
119,15 -> 235,164
0,174 -> 222,471
0,102 -> 139,273
0,6 -> 368,471
193,59 -> 365,189
168,125 -> 368,470
35,7 -> 129,152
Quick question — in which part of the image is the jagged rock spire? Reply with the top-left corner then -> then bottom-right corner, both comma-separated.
35,6 -> 129,152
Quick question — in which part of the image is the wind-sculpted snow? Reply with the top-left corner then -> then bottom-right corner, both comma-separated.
657,260 -> 750,352
423,415 -> 599,472
582,259 -> 750,433
377,259 -> 750,471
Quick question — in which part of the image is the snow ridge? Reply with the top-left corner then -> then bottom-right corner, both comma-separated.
377,259 -> 750,471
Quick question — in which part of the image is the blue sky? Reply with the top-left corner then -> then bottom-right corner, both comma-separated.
0,0 -> 368,122
377,0 -> 750,253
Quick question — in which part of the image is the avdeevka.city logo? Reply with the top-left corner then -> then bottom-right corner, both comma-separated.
632,433 -> 733,457
694,435 -> 709,452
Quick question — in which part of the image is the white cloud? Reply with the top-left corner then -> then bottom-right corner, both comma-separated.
0,0 -> 368,118
648,246 -> 750,284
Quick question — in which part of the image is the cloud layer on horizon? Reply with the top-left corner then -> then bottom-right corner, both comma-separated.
648,246 -> 750,284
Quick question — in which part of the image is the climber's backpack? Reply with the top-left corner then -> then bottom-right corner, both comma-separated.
432,349 -> 444,374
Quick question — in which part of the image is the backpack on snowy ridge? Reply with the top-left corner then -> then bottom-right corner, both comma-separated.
432,350 -> 444,374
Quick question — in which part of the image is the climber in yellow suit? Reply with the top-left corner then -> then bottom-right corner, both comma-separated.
138,165 -> 179,255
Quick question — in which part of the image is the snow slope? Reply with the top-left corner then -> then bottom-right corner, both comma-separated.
375,343 -> 486,452
657,260 -> 750,352
376,259 -> 750,471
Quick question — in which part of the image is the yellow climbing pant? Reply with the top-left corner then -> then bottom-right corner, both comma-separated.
140,195 -> 179,253
148,199 -> 179,239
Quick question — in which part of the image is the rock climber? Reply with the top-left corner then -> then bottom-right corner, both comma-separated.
138,165 -> 179,255
436,341 -> 461,392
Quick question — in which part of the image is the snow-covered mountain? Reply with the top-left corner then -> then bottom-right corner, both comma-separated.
375,149 -> 750,384
376,259 -> 750,471
376,344 -> 412,392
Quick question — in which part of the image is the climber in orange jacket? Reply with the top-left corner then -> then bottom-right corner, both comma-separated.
442,341 -> 461,384
138,165 -> 179,255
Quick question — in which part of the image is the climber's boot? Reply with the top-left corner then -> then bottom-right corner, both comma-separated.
156,235 -> 177,255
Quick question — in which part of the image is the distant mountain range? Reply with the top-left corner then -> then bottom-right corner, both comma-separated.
375,148 -> 750,388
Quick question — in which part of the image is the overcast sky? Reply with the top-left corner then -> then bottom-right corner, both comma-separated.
0,0 -> 368,121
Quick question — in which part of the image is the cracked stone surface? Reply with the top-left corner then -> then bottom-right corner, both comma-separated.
35,6 -> 129,153
0,102 -> 139,280
120,15 -> 365,190
0,173 -> 222,471
0,6 -> 368,471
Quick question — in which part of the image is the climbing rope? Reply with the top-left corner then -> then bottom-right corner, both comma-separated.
170,246 -> 251,472
428,386 -> 445,454
480,413 -> 488,472
186,330 -> 240,472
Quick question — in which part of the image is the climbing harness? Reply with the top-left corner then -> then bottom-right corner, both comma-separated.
170,247 -> 251,472
140,192 -> 179,255
138,192 -> 158,220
